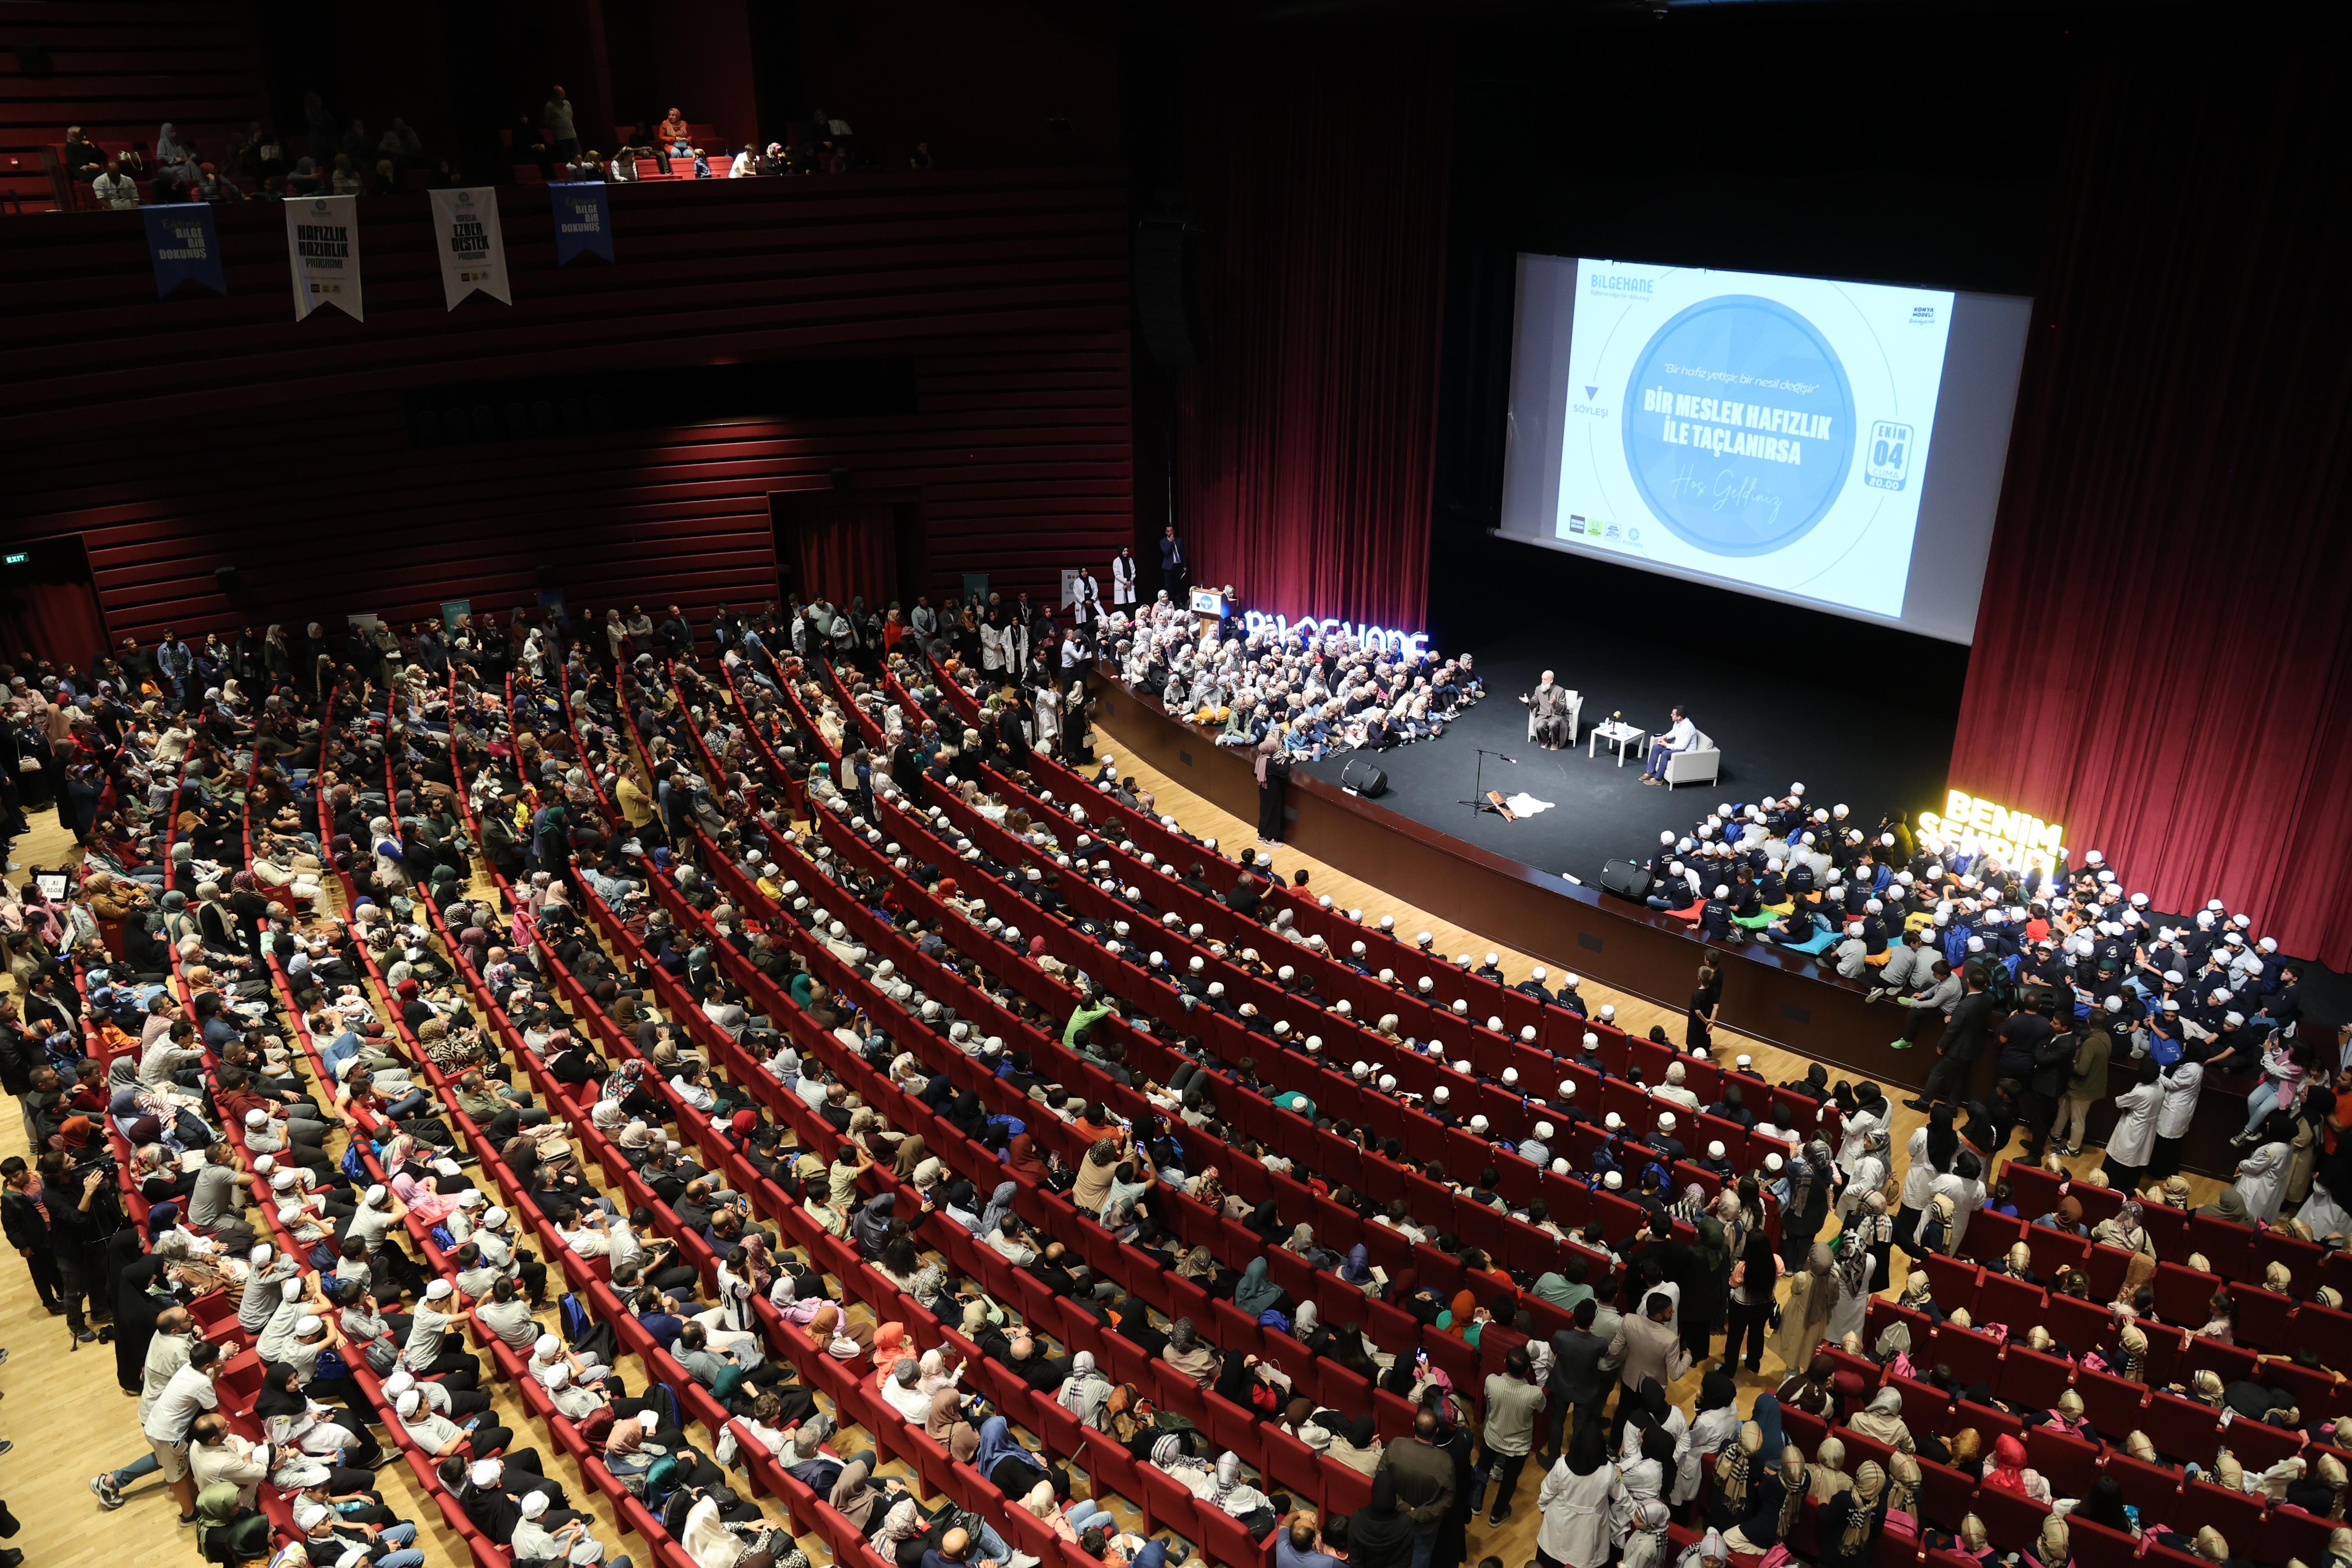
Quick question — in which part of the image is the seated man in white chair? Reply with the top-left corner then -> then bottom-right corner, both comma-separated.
1641,706 -> 1699,784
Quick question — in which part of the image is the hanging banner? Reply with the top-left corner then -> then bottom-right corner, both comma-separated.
142,203 -> 226,298
549,180 -> 614,265
427,186 -> 512,310
283,194 -> 363,321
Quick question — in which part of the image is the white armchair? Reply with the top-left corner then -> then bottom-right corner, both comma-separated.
1663,730 -> 1719,788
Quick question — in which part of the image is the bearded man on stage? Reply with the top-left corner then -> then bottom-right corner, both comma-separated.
1521,670 -> 1577,749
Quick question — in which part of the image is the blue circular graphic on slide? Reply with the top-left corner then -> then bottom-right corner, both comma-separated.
1621,294 -> 1856,557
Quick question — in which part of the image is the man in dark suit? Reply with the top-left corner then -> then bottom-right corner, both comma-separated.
1909,965 -> 1996,1112
1158,524 -> 1189,600
1542,1299 -> 1611,1462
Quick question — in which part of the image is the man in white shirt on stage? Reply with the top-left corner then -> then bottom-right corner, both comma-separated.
1641,707 -> 1698,784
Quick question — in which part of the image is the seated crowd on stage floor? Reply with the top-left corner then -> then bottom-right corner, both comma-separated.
1635,792 -> 2310,1073
5,589 -> 2352,1568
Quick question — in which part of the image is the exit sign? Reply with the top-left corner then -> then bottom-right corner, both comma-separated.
1,553 -> 25,565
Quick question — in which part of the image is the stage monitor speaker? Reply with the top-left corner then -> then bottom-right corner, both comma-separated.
1340,758 -> 1388,797
213,565 -> 245,603
1598,859 -> 1652,901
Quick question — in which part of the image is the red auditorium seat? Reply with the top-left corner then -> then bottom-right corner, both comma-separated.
2180,1482 -> 2263,1550
2141,1392 -> 2221,1465
2002,1162 -> 2066,1220
1914,1458 -> 1977,1533
2022,1224 -> 2091,1284
1930,1323 -> 2003,1390
2069,1519 -> 2143,1568
2140,1202 -> 2190,1259
1974,1272 -> 2049,1330
2076,1367 -> 2149,1438
2291,1303 -> 2352,1365
2023,1426 -> 2101,1497
1962,1211 -> 2027,1268
2256,1504 -> 2341,1567
2185,1215 -> 2256,1280
1995,1347 -> 2075,1412
2102,1455 -> 2182,1524
1920,1254 -> 1984,1318
1970,1485 -> 2053,1545
2154,1261 -> 2224,1325
2041,1292 -> 2115,1356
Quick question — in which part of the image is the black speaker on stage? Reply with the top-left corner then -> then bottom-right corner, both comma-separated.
1340,757 -> 1388,797
1598,859 -> 1653,901
214,565 -> 246,604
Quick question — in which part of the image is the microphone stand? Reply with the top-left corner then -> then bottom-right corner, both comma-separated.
1459,747 -> 1517,817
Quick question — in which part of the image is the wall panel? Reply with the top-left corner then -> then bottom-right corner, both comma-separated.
0,169 -> 1133,651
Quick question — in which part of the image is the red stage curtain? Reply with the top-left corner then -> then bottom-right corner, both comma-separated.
1950,13 -> 2352,969
1176,36 -> 1450,633
791,503 -> 897,612
0,571 -> 111,675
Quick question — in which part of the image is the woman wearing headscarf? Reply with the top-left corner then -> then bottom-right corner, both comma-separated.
972,1180 -> 1017,1240
1056,1351 -> 1113,1428
1162,1317 -> 1218,1383
850,1192 -> 897,1256
1349,1471 -> 1417,1568
1776,1352 -> 1837,1420
1707,1421 -> 1764,1534
1722,1230 -> 1779,1375
1007,1133 -> 1048,1184
1982,1433 -> 2051,1501
926,1387 -> 980,1460
1610,1426 -> 1674,1545
1809,1435 -> 1855,1501
1203,1450 -> 1276,1535
1817,1461 -> 1888,1568
1672,1530 -> 1730,1568
1338,1244 -> 1374,1290
972,1415 -> 1052,1497
2090,1197 -> 2151,1254
1767,1245 -> 1838,1371
1724,1439 -> 1809,1555
2232,1115 -> 2293,1224
1681,1216 -> 1732,1362
1826,1225 -> 1875,1346
1328,1413 -> 1383,1476
1849,1387 -> 1914,1452
1231,1257 -> 1286,1320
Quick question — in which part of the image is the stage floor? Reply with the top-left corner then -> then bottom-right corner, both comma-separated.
1296,622 -> 1965,888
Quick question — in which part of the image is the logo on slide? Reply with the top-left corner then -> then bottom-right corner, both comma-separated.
1621,295 -> 1856,557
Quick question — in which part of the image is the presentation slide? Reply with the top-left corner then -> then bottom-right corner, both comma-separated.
1498,255 -> 2033,643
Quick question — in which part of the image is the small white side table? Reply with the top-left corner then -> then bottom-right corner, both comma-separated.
1590,721 -> 1647,767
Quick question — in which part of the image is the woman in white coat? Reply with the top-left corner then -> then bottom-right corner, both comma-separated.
2234,1121 -> 2293,1224
1537,1425 -> 1618,1568
2103,1066 -> 2162,1185
2151,1058 -> 2205,1180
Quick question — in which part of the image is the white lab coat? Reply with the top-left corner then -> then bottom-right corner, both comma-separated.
2236,1141 -> 2290,1224
1837,1107 -> 1886,1175
1898,1127 -> 1939,1213
2106,1078 -> 2160,1168
1112,554 -> 1137,605
2155,1062 -> 2204,1140
1538,1458 -> 1617,1568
